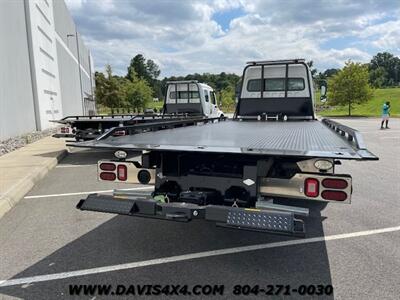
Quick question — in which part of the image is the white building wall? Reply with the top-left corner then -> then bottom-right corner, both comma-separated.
26,0 -> 63,130
0,0 -> 37,139
0,0 -> 95,139
53,0 -> 95,116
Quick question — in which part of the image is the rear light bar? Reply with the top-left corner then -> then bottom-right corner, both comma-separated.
304,177 -> 350,201
304,178 -> 319,197
117,164 -> 127,181
97,160 -> 155,184
321,190 -> 347,201
100,172 -> 116,181
99,163 -> 116,171
322,178 -> 348,189
60,127 -> 70,134
259,173 -> 352,204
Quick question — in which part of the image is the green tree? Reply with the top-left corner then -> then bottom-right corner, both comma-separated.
115,77 -> 135,112
219,85 -> 236,111
369,67 -> 388,88
328,61 -> 373,116
126,79 -> 153,112
369,52 -> 400,87
146,59 -> 161,81
161,72 -> 240,97
95,65 -> 121,114
127,54 -> 147,81
127,54 -> 161,98
323,68 -> 339,78
94,71 -> 106,104
215,72 -> 231,91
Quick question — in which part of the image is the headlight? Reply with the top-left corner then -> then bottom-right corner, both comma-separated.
314,159 -> 333,171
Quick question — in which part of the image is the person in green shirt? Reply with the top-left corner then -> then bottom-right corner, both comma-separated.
380,101 -> 391,129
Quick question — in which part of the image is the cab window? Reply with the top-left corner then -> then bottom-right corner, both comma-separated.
204,89 -> 209,102
247,78 -> 305,92
247,80 -> 261,92
210,91 -> 216,104
170,91 -> 200,99
265,78 -> 285,91
287,78 -> 305,91
190,91 -> 200,98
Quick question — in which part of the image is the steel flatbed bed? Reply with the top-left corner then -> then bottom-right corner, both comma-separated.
72,118 -> 377,161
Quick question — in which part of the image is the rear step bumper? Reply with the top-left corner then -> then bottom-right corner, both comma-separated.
77,194 -> 306,236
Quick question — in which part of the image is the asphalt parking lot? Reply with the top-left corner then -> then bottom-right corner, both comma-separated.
0,118 -> 399,299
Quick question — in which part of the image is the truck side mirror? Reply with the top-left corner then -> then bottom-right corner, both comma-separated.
205,95 -> 209,102
320,83 -> 327,103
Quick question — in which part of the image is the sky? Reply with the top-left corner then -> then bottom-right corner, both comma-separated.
65,0 -> 400,77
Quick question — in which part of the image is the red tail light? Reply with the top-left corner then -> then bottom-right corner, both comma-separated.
100,172 -> 116,181
117,164 -> 127,181
321,190 -> 347,201
113,130 -> 126,136
322,178 -> 348,189
61,127 -> 70,134
304,178 -> 319,197
99,163 -> 116,171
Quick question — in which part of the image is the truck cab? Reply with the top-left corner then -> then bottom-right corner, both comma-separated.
236,59 -> 315,119
164,81 -> 224,118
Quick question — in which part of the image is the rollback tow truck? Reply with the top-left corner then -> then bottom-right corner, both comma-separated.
72,59 -> 378,237
53,80 -> 223,140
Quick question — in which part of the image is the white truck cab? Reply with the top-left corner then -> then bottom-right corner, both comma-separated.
164,81 -> 224,118
237,59 -> 316,119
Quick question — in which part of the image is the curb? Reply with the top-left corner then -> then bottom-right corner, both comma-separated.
0,149 -> 68,220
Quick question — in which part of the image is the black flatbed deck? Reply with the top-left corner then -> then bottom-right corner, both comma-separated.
71,119 -> 377,160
